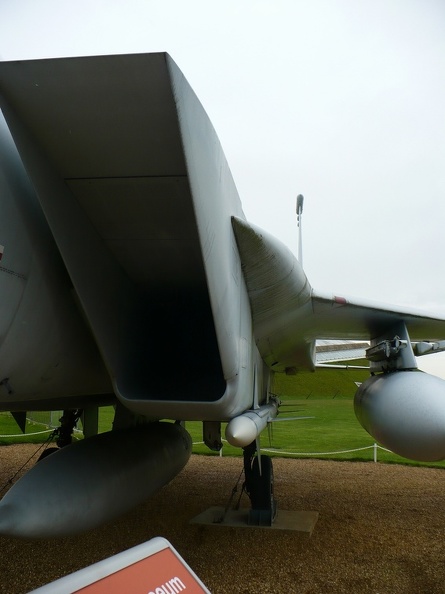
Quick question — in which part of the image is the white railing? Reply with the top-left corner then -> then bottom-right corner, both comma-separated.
261,443 -> 392,463
192,440 -> 392,462
0,429 -> 53,438
0,431 -> 391,463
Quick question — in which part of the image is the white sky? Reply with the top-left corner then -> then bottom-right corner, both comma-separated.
1,0 -> 445,375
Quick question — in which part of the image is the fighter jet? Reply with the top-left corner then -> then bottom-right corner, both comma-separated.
0,53 -> 444,538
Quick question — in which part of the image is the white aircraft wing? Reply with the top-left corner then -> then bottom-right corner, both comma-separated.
232,216 -> 445,373
311,290 -> 445,343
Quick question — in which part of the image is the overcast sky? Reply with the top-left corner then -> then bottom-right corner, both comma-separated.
1,0 -> 444,374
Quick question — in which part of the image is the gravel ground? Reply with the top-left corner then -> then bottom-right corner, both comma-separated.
0,444 -> 445,593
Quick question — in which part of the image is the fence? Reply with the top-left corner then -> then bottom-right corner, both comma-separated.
0,411 -> 393,463
261,443 -> 392,463
192,440 -> 392,463
0,411 -> 81,439
26,411 -> 62,428
0,427 -> 390,462
0,428 -> 54,438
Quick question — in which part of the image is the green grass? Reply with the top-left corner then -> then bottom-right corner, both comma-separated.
186,365 -> 445,469
0,407 -> 115,445
0,413 -> 55,445
1,365 -> 444,469
273,361 -> 370,399
184,397 -> 445,468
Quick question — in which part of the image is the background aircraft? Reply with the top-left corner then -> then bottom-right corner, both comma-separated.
0,53 -> 444,538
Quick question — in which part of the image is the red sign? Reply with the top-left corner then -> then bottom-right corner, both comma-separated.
28,538 -> 210,594
74,547 -> 207,594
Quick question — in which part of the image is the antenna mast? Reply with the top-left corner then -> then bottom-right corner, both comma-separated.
296,194 -> 304,265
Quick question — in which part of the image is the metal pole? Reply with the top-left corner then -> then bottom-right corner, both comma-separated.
296,194 -> 304,266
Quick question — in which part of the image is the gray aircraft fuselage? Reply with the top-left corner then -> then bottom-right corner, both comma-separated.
1,53 -> 445,539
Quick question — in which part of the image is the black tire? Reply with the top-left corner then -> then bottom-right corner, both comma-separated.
37,447 -> 59,462
249,455 -> 274,511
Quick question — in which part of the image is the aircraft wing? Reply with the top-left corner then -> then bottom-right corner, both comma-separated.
311,290 -> 445,342
232,216 -> 445,373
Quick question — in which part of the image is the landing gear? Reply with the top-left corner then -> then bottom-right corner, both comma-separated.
243,442 -> 277,526
37,447 -> 59,462
55,410 -> 82,448
37,410 -> 82,462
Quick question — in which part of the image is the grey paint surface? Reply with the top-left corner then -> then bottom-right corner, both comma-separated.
1,53 -> 445,418
0,422 -> 191,537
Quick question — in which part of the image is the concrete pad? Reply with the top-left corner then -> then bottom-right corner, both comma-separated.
190,506 -> 319,535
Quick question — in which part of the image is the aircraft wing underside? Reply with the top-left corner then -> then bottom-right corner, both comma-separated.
311,290 -> 445,342
0,53 -> 251,418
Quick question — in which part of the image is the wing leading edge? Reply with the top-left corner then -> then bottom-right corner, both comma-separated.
311,290 -> 445,343
232,216 -> 445,372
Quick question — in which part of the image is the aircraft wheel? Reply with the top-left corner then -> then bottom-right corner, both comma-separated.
249,455 -> 275,512
37,447 -> 59,462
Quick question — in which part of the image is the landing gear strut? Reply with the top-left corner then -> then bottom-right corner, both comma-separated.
55,410 -> 82,448
243,442 -> 277,526
37,409 -> 82,462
